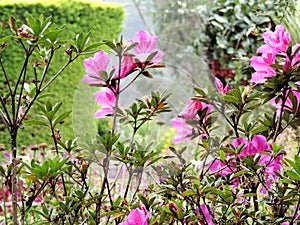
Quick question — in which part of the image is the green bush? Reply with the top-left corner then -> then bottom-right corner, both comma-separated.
0,0 -> 124,147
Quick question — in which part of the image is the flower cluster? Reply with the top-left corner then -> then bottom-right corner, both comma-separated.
250,25 -> 300,115
209,135 -> 283,192
82,30 -> 163,118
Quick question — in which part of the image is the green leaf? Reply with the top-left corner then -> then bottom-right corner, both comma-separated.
0,35 -> 11,43
219,150 -> 226,162
8,16 -> 18,33
214,14 -> 228,23
251,125 -> 269,134
53,110 -> 71,127
24,120 -> 49,127
103,40 -> 116,50
182,190 -> 197,197
286,170 -> 300,181
231,170 -> 249,179
145,51 -> 158,64
42,28 -> 64,43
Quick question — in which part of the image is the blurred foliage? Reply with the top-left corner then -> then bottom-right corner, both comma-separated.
150,0 -> 296,84
0,0 -> 124,147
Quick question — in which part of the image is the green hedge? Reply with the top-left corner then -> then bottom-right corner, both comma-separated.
0,0 -> 124,147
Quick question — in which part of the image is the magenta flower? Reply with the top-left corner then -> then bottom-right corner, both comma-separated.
171,117 -> 194,143
257,24 -> 291,54
270,89 -> 300,117
179,100 -> 206,120
82,50 -> 110,84
94,88 -> 116,118
209,159 -> 232,176
215,77 -> 229,95
239,135 -> 271,157
196,204 -> 215,225
115,56 -> 137,79
119,208 -> 149,225
172,99 -> 212,143
250,53 -> 276,84
209,135 -> 283,192
133,30 -> 163,64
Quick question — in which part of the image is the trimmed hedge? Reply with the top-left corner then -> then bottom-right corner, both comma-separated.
0,0 -> 124,147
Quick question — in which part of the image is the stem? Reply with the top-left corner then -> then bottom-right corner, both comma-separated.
119,70 -> 142,93
38,47 -> 55,91
233,102 -> 244,138
11,129 -> 19,225
290,195 -> 300,225
0,57 -> 13,97
273,89 -> 288,142
50,122 -> 67,196
12,49 -> 31,122
210,98 -> 235,132
123,166 -> 134,200
1,176 -> 8,225
40,54 -> 78,93
132,167 -> 144,200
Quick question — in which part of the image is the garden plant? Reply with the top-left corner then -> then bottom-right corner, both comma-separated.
1,8 -> 300,225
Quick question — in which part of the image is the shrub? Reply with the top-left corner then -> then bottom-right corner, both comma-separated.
0,0 -> 124,147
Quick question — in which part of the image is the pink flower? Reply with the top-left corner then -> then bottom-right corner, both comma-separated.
94,88 -> 116,118
115,56 -> 137,79
179,100 -> 205,120
250,53 -> 276,84
209,159 -> 232,176
133,30 -> 163,64
257,24 -> 291,54
209,135 -> 283,192
119,208 -> 149,225
171,117 -> 194,143
82,50 -> 110,84
270,89 -> 300,116
196,204 -> 215,225
239,135 -> 271,157
215,77 -> 229,95
171,99 -> 212,143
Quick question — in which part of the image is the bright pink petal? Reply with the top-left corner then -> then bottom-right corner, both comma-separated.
93,88 -> 116,118
127,208 -> 149,225
82,50 -> 110,84
171,117 -> 193,143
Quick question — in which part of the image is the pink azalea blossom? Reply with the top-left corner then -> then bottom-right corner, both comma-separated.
94,88 -> 116,118
133,30 -> 163,64
179,100 -> 205,120
209,159 -> 232,176
209,135 -> 283,192
172,99 -> 212,143
82,50 -> 110,84
119,208 -> 149,225
270,89 -> 300,117
215,77 -> 229,95
283,43 -> 300,72
250,53 -> 276,84
239,135 -> 271,157
257,24 -> 291,54
115,56 -> 137,79
196,204 -> 215,225
171,117 -> 194,143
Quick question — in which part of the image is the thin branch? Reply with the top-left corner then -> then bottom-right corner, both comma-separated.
40,54 -> 79,93
132,0 -> 155,35
0,57 -> 13,97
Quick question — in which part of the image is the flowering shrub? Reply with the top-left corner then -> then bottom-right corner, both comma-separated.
1,13 -> 300,225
